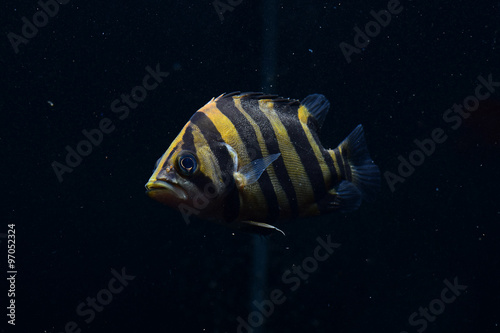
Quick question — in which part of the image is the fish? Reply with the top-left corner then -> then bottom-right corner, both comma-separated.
145,92 -> 380,235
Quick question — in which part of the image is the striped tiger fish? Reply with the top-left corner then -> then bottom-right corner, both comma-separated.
145,92 -> 380,235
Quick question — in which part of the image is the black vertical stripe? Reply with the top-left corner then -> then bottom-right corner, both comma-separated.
307,117 -> 338,188
177,126 -> 215,207
181,126 -> 195,151
322,149 -> 337,185
187,114 -> 240,220
341,152 -> 352,182
334,149 -> 346,181
274,104 -> 327,210
189,112 -> 233,173
337,149 -> 352,182
242,97 -> 299,218
215,96 -> 281,222
215,97 -> 262,160
191,172 -> 215,199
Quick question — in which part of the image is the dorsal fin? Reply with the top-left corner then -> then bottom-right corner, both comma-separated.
300,94 -> 330,129
214,91 -> 301,107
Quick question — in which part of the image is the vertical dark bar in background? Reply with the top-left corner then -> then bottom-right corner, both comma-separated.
260,0 -> 278,94
249,0 -> 278,332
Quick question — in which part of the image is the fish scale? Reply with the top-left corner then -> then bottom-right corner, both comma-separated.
145,92 -> 380,235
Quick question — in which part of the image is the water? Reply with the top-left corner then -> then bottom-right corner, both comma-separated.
2,1 -> 500,332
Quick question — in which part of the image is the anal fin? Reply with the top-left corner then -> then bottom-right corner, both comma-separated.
318,180 -> 362,213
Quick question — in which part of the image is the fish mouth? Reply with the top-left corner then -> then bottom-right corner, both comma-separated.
145,180 -> 187,201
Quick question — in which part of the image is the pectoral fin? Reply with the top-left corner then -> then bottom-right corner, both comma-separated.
234,153 -> 280,188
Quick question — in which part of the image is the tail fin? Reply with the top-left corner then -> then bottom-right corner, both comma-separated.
338,124 -> 380,203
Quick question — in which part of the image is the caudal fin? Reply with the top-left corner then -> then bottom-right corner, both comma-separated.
338,124 -> 380,203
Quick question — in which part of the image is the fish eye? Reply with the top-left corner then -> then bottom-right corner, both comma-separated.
176,153 -> 198,177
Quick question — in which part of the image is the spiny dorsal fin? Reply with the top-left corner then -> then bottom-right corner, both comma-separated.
215,91 -> 301,107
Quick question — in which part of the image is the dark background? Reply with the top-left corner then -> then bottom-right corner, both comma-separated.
1,0 -> 499,332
